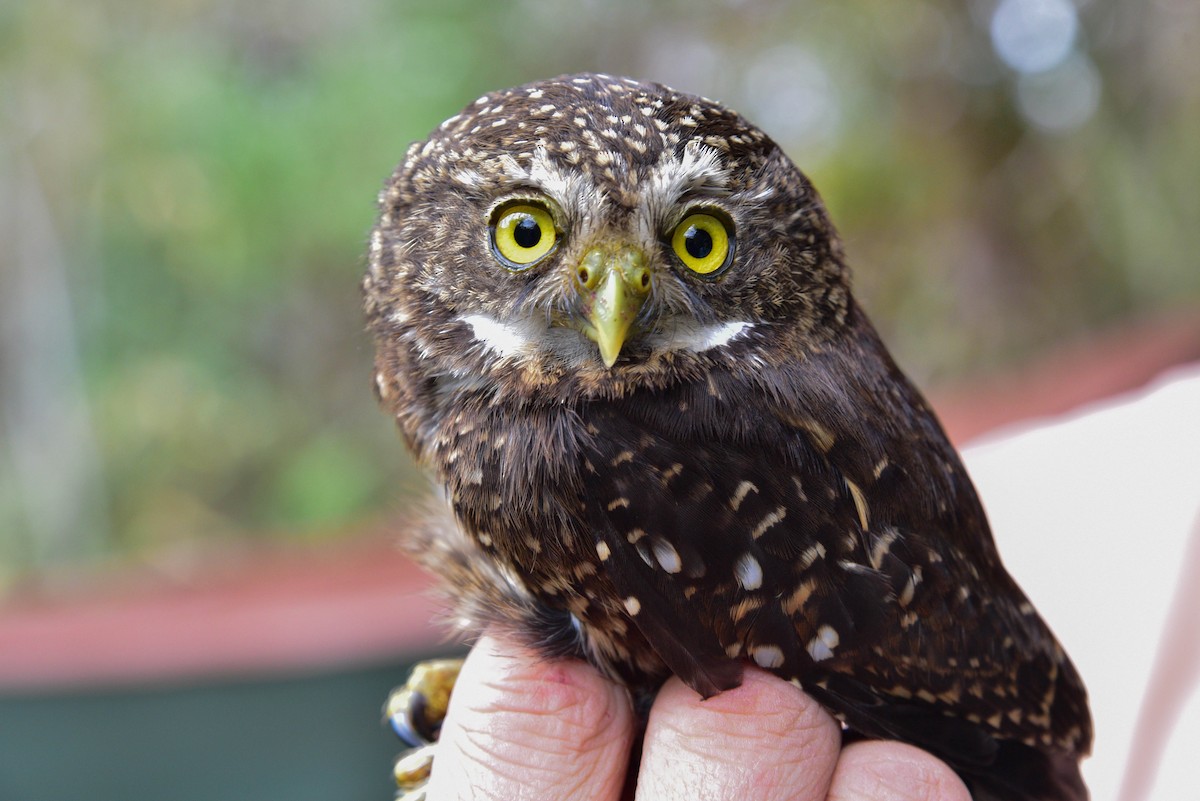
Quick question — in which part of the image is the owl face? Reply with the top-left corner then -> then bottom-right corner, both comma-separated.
365,74 -> 849,394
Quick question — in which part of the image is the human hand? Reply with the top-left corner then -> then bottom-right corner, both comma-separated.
421,633 -> 971,801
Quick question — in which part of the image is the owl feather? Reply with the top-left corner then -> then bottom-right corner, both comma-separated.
364,73 -> 1091,801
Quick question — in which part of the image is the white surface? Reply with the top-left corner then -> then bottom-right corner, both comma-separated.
962,364 -> 1200,801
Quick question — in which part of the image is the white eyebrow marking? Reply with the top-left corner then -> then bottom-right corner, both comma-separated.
636,141 -> 732,242
647,140 -> 730,200
496,146 -> 603,225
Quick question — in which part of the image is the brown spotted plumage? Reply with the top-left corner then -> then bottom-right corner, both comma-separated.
364,73 -> 1091,800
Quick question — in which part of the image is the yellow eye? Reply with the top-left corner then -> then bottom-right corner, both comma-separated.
490,203 -> 557,269
671,212 -> 732,276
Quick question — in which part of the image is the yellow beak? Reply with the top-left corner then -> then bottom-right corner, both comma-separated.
575,246 -> 652,368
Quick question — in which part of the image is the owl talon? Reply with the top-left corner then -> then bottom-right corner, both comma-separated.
393,743 -> 436,799
386,658 -> 463,747
387,659 -> 462,799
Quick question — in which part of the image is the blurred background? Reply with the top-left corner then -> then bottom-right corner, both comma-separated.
1,0 -> 1197,799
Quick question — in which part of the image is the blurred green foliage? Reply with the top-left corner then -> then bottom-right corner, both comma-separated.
1,0 -> 1197,581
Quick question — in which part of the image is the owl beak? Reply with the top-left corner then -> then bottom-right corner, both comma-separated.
575,246 -> 652,368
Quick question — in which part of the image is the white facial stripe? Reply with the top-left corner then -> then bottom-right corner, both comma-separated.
696,321 -> 751,350
461,314 -> 531,358
462,314 -> 752,362
652,320 -> 752,353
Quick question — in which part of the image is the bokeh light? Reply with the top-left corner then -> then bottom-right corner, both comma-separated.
742,44 -> 840,154
990,0 -> 1079,74
1016,52 -> 1101,132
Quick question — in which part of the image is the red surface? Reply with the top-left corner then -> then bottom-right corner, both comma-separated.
2,309 -> 1197,690
0,536 -> 443,689
932,308 -> 1200,444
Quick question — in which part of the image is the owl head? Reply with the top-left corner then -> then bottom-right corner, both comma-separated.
364,73 -> 850,397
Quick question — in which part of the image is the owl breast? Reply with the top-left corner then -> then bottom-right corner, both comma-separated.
423,379 -> 681,687
421,355 -> 864,698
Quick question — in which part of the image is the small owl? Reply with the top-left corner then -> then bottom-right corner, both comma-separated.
364,73 -> 1091,800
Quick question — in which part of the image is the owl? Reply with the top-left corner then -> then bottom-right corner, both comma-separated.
363,73 -> 1091,800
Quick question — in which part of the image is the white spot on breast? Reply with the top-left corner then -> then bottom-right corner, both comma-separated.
596,541 -> 611,561
752,645 -> 784,668
652,539 -> 682,574
799,542 -> 826,569
868,528 -> 898,570
845,479 -> 870,531
730,480 -> 759,511
623,596 -> 641,616
751,506 -> 787,540
897,565 -> 923,607
791,475 -> 808,501
783,579 -> 817,615
806,625 -> 840,662
734,552 -> 763,590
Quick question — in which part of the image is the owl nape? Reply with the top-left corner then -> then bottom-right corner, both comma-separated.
364,73 -> 1091,801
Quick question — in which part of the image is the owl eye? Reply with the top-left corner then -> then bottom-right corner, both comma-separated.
490,202 -> 558,269
670,212 -> 733,276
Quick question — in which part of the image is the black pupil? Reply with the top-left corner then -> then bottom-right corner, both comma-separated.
684,226 -> 714,259
514,216 -> 542,249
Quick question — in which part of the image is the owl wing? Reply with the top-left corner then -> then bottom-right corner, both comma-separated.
580,308 -> 1089,799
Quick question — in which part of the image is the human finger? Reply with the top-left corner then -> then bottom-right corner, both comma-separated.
828,740 -> 971,801
425,632 -> 636,801
636,668 -> 842,801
